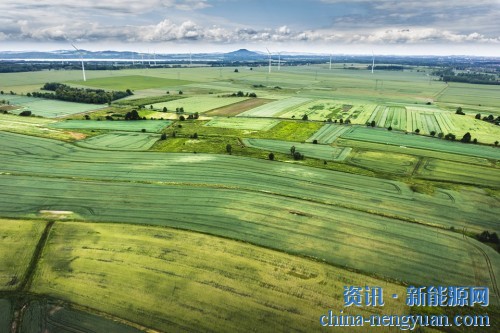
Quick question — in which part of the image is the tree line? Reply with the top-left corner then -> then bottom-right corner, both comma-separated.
29,83 -> 133,104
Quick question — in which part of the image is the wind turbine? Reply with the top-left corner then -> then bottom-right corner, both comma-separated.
266,48 -> 272,73
189,52 -> 192,67
371,51 -> 375,74
329,54 -> 332,70
71,43 -> 86,81
278,52 -> 281,71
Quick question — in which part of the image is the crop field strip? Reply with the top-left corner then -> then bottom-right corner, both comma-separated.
243,138 -> 351,161
152,96 -> 249,114
340,126 -> 500,160
347,151 -> 419,176
0,131 -> 498,232
68,75 -> 194,90
25,221 -> 412,333
204,117 -> 280,131
237,97 -> 311,117
204,98 -> 274,116
0,94 -> 105,118
75,132 -> 161,151
0,219 -> 46,290
49,119 -> 172,132
305,124 -> 351,144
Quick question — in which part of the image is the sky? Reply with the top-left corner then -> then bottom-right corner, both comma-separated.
0,0 -> 499,56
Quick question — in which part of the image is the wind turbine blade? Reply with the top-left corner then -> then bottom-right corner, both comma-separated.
265,47 -> 271,55
71,43 -> 78,51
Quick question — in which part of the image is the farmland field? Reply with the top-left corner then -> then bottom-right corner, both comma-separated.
75,132 -> 161,151
1,64 -> 500,332
0,94 -> 105,118
30,221 -> 411,333
341,126 -> 500,160
152,96 -> 248,113
68,75 -> 193,90
0,219 -> 46,290
0,299 -> 11,333
49,119 -> 171,132
205,117 -> 279,131
237,97 -> 310,117
306,124 -> 350,143
243,138 -> 351,161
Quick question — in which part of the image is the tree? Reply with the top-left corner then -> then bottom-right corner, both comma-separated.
141,128 -> 146,133
150,105 -> 153,109
84,114 -> 90,120
293,151 -> 304,160
192,132 -> 198,139
495,141 -> 499,146
163,107 -> 167,112
455,107 -> 465,115
438,132 -> 444,139
339,118 -> 343,124
125,110 -> 140,120
290,145 -> 296,156
461,132 -> 471,143
312,139 -> 318,144
160,133 -> 167,140
472,138 -> 478,144
475,113 -> 481,120
415,129 -> 420,134
234,69 -> 239,73
179,91 -> 183,95
370,120 -> 376,127
226,144 -> 232,155
126,89 -> 133,95
302,114 -> 308,121
179,115 -> 185,121
388,126 -> 392,131
268,152 -> 275,161
19,110 -> 32,116
249,92 -> 257,98
430,131 -> 436,136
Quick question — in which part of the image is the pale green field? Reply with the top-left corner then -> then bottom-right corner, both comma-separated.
280,99 -> 356,121
31,221 -> 414,333
0,113 -> 78,141
0,219 -> 46,291
243,138 -> 351,161
437,82 -> 500,109
68,75 -> 193,90
237,97 -> 310,117
205,117 -> 280,131
153,96 -> 248,113
49,119 -> 171,132
1,94 -> 105,118
75,132 -> 161,151
306,124 -> 350,143
348,150 -> 419,176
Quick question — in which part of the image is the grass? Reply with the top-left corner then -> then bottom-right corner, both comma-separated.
205,117 -> 280,131
341,126 -> 500,160
31,221 -> 412,333
0,219 -> 46,291
153,96 -> 248,114
348,150 -> 419,176
0,299 -> 12,333
76,132 -> 161,151
0,113 -> 81,141
243,138 -> 351,161
49,119 -> 171,133
249,120 -> 324,141
68,75 -> 193,90
0,94 -> 105,118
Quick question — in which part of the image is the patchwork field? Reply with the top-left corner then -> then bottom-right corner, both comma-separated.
237,97 -> 310,117
243,138 -> 351,161
49,119 -> 171,132
280,99 -> 357,121
306,124 -> 350,144
205,98 -> 273,116
1,94 -> 105,118
152,96 -> 248,114
0,113 -> 78,141
205,117 -> 279,131
341,126 -> 500,160
76,132 -> 161,151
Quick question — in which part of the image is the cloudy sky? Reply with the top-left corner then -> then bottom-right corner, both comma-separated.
0,0 -> 499,55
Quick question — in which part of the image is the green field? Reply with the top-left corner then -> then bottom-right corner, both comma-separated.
0,299 -> 12,333
76,132 -> 161,151
68,75 -> 193,90
306,124 -> 350,144
0,219 -> 46,290
49,119 -> 171,132
30,221 -> 411,333
341,126 -> 500,160
280,99 -> 357,121
237,97 -> 310,117
153,96 -> 248,113
348,150 -> 419,176
1,94 -> 105,118
205,117 -> 279,131
243,138 -> 351,161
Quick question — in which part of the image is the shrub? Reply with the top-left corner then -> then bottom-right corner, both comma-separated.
268,152 -> 275,161
160,133 -> 167,140
19,110 -> 32,117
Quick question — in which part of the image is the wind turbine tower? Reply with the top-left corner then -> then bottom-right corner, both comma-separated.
329,54 -> 332,70
71,44 -> 86,81
266,48 -> 272,73
278,52 -> 281,71
371,52 -> 375,74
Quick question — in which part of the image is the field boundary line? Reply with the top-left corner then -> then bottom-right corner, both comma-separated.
17,221 -> 54,293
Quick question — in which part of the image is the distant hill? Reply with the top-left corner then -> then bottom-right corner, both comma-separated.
224,49 -> 262,59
